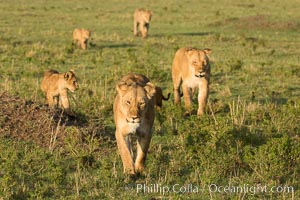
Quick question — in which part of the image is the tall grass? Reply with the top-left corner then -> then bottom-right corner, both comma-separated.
0,0 -> 299,199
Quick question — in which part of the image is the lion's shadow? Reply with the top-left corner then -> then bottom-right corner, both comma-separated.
89,42 -> 136,49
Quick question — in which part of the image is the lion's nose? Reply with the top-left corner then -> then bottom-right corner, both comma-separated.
131,116 -> 141,123
132,116 -> 139,120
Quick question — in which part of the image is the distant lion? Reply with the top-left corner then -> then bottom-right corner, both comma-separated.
133,8 -> 152,38
41,69 -> 79,115
154,86 -> 170,109
113,74 -> 156,175
172,47 -> 212,116
72,28 -> 91,50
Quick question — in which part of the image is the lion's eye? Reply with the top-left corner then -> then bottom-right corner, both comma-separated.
192,61 -> 198,65
126,100 -> 131,105
139,102 -> 145,107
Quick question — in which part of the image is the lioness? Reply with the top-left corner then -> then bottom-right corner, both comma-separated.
41,69 -> 79,115
154,86 -> 170,109
72,28 -> 91,50
172,47 -> 212,116
133,8 -> 152,38
113,74 -> 156,174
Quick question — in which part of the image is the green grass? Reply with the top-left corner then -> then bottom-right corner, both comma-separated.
0,0 -> 299,199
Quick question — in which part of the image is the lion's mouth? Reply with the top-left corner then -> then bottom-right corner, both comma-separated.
195,71 -> 206,78
126,118 -> 141,124
195,74 -> 205,78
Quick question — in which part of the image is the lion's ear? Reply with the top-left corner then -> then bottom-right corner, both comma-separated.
203,48 -> 212,55
64,72 -> 72,80
144,82 -> 156,99
116,81 -> 128,94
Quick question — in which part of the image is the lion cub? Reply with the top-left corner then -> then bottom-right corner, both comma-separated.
41,69 -> 79,115
72,28 -> 91,50
114,74 -> 156,175
133,8 -> 152,38
154,86 -> 170,110
172,47 -> 212,116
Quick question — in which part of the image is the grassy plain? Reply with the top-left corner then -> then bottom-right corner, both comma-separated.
0,0 -> 299,199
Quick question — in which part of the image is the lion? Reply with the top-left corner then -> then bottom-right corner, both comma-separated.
133,8 -> 152,38
113,74 -> 156,175
72,28 -> 91,50
41,69 -> 79,115
172,47 -> 212,116
154,86 -> 170,110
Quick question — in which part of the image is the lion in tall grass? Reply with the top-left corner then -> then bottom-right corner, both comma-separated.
172,47 -> 212,116
133,8 -> 152,38
41,69 -> 79,115
113,74 -> 156,174
72,28 -> 91,50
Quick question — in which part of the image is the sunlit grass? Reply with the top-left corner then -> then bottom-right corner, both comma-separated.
0,0 -> 299,199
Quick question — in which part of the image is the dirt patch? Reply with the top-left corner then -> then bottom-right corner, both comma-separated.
211,15 -> 300,31
0,92 -> 95,149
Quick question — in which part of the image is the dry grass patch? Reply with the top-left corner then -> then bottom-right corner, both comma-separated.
0,92 -> 98,149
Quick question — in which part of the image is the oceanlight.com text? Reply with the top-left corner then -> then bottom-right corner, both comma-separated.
132,183 -> 295,196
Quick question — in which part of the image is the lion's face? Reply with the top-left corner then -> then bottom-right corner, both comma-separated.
142,11 -> 152,24
117,81 -> 155,124
64,71 -> 79,92
185,49 -> 211,78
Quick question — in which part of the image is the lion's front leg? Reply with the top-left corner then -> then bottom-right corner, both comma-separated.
80,40 -> 87,50
172,74 -> 182,106
116,130 -> 135,174
135,132 -> 152,173
60,90 -> 74,116
60,91 -> 70,109
141,24 -> 148,38
197,82 -> 209,116
182,84 -> 193,114
134,21 -> 138,36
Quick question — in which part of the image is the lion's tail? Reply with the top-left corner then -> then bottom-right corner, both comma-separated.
162,93 -> 171,101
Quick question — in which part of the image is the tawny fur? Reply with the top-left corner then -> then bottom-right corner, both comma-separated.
113,74 -> 156,174
73,28 -> 91,50
172,47 -> 212,116
133,8 -> 152,38
41,69 -> 79,115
